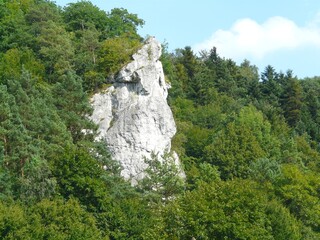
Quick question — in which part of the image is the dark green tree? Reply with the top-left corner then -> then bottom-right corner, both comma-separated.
63,0 -> 109,32
17,156 -> 56,203
106,8 -> 144,39
238,59 -> 260,99
275,164 -> 320,236
281,71 -> 302,127
52,146 -> 111,212
36,21 -> 74,80
0,84 -> 32,180
25,0 -> 62,25
260,65 -> 283,104
204,105 -> 281,179
52,71 -> 95,143
0,0 -> 33,52
137,152 -> 185,203
179,46 -> 198,79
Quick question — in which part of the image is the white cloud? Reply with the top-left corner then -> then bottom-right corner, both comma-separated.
193,16 -> 320,60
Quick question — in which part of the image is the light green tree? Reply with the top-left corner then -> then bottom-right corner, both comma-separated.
161,180 -> 302,240
137,152 -> 185,203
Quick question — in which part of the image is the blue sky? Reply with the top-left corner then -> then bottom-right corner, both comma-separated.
55,0 -> 320,78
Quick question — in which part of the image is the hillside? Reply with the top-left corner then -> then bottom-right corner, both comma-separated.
0,1 -> 320,239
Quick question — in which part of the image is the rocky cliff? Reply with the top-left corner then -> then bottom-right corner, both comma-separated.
90,37 -> 178,183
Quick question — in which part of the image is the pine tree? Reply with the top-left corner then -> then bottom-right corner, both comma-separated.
281,73 -> 302,127
52,71 -> 96,143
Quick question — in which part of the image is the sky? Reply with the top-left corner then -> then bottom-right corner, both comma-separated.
55,0 -> 320,78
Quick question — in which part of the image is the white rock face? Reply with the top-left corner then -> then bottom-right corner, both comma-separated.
90,37 -> 178,183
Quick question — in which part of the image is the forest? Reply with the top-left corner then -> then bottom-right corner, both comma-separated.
0,0 -> 320,239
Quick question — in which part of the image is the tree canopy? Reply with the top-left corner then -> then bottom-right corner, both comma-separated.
0,1 -> 320,239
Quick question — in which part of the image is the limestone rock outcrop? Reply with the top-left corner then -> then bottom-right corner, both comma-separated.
90,37 -> 178,183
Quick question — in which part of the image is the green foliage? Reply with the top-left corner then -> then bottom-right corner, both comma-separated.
0,69 -> 72,201
162,180 -> 302,239
36,21 -> 74,80
0,143 -> 13,200
204,121 -> 265,179
0,1 -> 320,238
0,48 -> 45,81
186,162 -> 221,188
204,106 -> 279,179
73,26 -> 103,90
0,198 -> 106,239
137,152 -> 185,203
0,0 -> 33,52
165,42 -> 320,237
98,35 -> 141,76
238,59 -> 260,96
28,198 -> 105,240
0,81 -> 35,179
0,201 -> 29,239
275,164 -> 320,233
185,125 -> 212,159
281,72 -> 303,127
52,71 -> 95,142
261,65 -> 282,101
249,158 -> 282,184
178,46 -> 198,79
25,0 -> 61,25
265,200 -> 302,240
52,145 -> 111,212
63,0 -> 109,32
17,156 -> 56,203
105,196 -> 160,240
106,8 -> 144,39
299,77 -> 320,141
